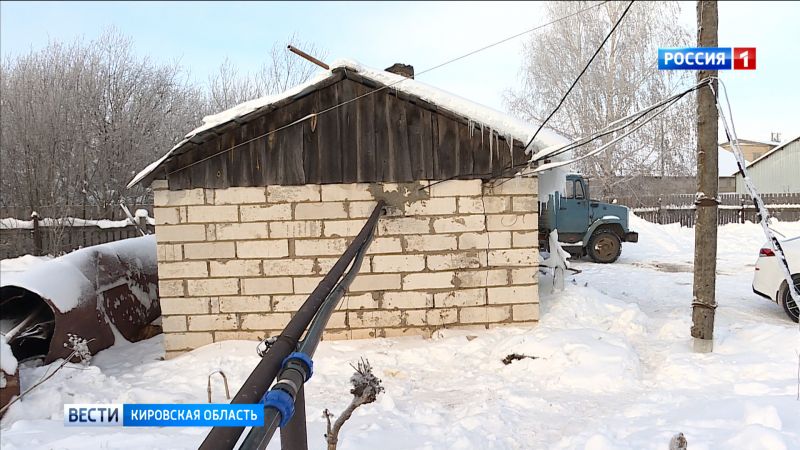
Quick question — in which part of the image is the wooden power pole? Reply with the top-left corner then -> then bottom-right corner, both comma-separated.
691,0 -> 719,352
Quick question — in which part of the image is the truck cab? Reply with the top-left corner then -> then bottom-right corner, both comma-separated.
539,174 -> 638,263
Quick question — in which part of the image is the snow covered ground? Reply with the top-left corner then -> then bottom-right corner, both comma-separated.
2,216 -> 800,450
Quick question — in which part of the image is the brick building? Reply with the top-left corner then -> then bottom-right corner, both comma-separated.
129,59 -> 566,357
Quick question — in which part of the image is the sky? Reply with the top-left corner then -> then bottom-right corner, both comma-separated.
1,1 -> 798,143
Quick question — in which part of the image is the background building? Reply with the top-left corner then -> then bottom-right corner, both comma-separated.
721,137 -> 779,163
735,135 -> 799,194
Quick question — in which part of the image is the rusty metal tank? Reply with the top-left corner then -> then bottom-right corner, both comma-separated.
0,235 -> 161,413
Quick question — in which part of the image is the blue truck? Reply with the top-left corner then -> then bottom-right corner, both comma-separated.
539,173 -> 638,263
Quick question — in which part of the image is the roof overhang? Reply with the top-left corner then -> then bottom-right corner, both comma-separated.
127,59 -> 567,189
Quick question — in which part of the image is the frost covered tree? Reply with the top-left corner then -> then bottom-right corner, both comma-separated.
505,1 -> 696,197
1,29 -> 325,216
0,29 -> 203,213
209,34 -> 327,110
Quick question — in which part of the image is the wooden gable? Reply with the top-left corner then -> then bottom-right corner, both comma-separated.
164,71 -> 530,190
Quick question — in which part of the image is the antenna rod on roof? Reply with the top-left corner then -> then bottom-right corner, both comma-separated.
287,45 -> 329,70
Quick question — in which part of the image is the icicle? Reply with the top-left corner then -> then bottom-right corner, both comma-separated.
468,119 -> 474,138
507,133 -> 514,159
480,123 -> 485,148
488,128 -> 494,155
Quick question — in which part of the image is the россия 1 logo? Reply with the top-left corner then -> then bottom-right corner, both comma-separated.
658,47 -> 756,70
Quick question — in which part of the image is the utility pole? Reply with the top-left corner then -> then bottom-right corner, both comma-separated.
691,0 -> 719,353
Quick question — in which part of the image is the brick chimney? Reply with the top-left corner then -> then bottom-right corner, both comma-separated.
384,63 -> 414,79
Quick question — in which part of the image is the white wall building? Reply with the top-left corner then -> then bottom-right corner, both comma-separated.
735,134 -> 800,194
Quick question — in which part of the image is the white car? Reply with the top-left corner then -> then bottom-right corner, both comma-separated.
753,236 -> 800,322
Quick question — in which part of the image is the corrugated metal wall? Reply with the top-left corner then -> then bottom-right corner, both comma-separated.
736,138 -> 800,194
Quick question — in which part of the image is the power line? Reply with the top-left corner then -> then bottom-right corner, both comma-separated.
531,96 -> 683,173
165,1 -> 610,177
421,79 -> 709,192
524,0 -> 635,152
532,79 -> 710,163
414,1 -> 610,78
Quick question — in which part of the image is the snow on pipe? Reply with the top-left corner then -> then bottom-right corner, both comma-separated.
0,236 -> 161,364
713,79 -> 800,321
0,236 -> 161,414
199,201 -> 385,450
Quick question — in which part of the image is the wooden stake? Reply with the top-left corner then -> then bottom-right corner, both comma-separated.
691,0 -> 719,352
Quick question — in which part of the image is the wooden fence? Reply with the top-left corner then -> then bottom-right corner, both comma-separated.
0,205 -> 154,259
613,193 -> 800,227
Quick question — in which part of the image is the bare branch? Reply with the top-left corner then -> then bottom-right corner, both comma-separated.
504,1 -> 695,197
324,358 -> 384,450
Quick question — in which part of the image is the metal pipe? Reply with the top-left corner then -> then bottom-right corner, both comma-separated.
279,387 -> 308,450
287,45 -> 330,70
300,234 -> 372,357
239,229 -> 376,450
199,201 -> 384,450
207,370 -> 231,403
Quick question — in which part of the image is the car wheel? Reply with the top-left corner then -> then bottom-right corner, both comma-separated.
587,230 -> 621,264
781,274 -> 800,323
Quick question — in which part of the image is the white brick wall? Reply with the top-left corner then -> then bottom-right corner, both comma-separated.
154,179 -> 539,356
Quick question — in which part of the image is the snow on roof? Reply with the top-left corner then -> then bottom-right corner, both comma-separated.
718,147 -> 741,176
127,58 -> 567,188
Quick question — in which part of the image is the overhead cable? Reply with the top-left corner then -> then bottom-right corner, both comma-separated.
523,0 -> 635,153
165,1 -> 611,176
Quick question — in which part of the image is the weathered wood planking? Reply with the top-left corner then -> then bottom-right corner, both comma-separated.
165,75 -> 535,189
275,103 -> 304,185
317,83 -> 343,184
228,121 -> 252,186
301,91 -> 321,185
457,121 -> 474,178
168,146 -> 193,190
512,139 -> 528,171
374,88 -> 391,181
388,92 -> 413,182
473,123 -> 491,178
405,102 -> 428,180
251,116 -> 268,185
339,79 -> 359,183
435,114 -> 458,180
354,82 -> 377,182
205,137 -> 229,190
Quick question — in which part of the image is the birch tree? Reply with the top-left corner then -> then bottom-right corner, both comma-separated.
505,1 -> 695,197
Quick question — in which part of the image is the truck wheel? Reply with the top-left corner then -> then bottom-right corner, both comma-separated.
587,231 -> 622,263
780,275 -> 800,323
